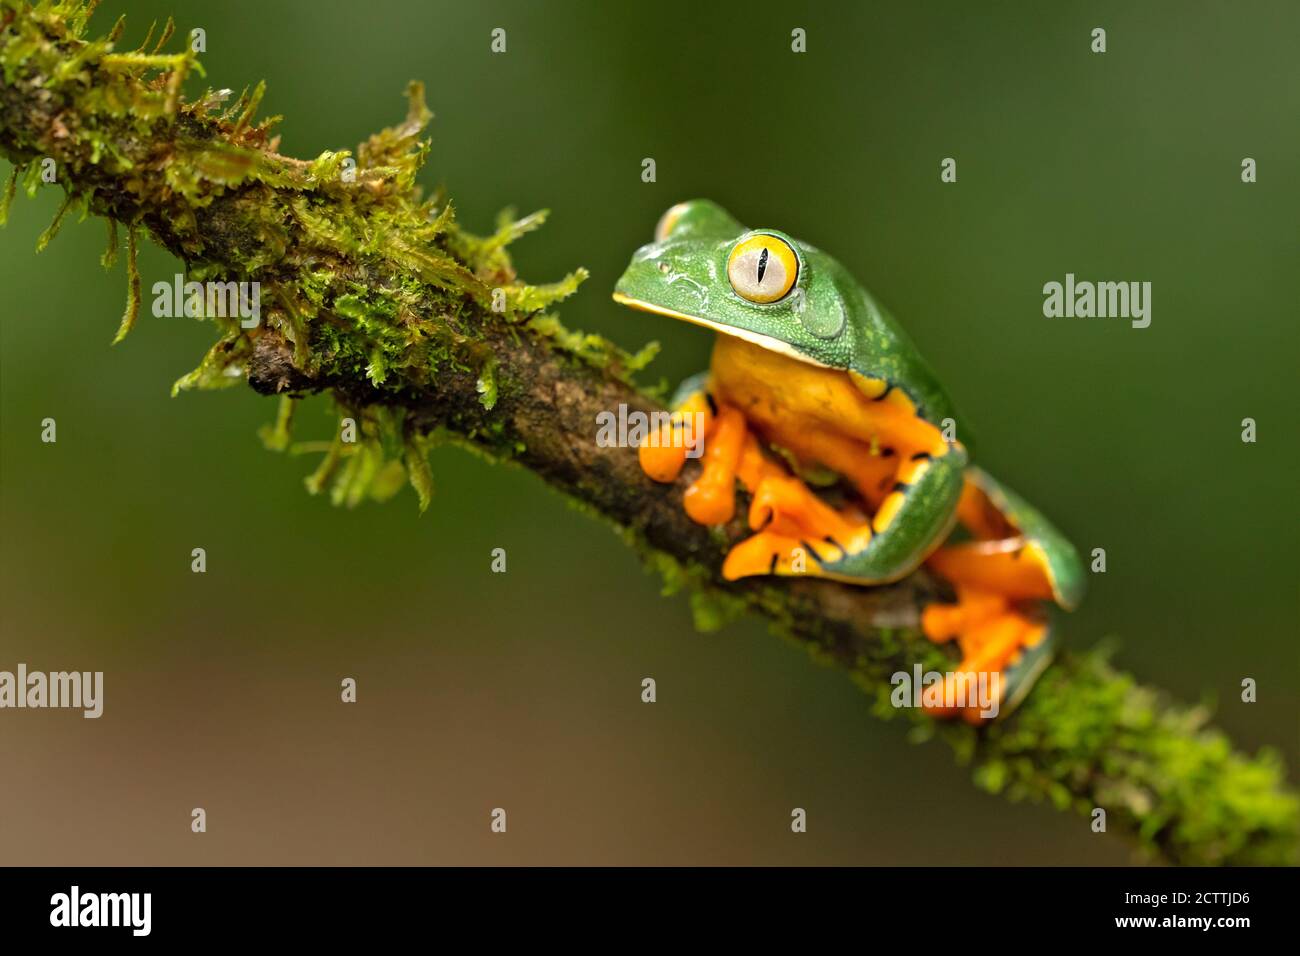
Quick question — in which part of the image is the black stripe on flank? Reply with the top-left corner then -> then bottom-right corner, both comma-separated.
871,383 -> 894,402
823,535 -> 845,552
768,553 -> 779,574
799,540 -> 823,563
704,392 -> 718,416
892,482 -> 912,494
910,451 -> 932,462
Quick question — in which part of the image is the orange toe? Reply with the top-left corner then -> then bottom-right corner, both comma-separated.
721,532 -> 803,580
639,427 -> 688,483
922,589 -> 1007,643
682,406 -> 746,525
684,481 -> 736,525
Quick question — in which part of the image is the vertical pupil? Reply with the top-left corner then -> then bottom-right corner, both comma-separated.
756,247 -> 769,284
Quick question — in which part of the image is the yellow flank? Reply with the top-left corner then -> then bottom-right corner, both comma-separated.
634,329 -> 983,593
925,537 -> 1055,602
873,490 -> 907,532
955,478 -> 1014,538
710,335 -> 950,481
898,458 -> 931,486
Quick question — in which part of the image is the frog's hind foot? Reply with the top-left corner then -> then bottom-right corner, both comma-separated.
920,536 -> 1060,723
918,469 -> 1085,722
921,589 -> 1054,724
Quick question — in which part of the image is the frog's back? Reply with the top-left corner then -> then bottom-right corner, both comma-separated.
817,249 -> 976,455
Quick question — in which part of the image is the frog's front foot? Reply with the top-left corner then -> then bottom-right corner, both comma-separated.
721,529 -> 809,579
747,475 -> 866,543
680,404 -> 748,525
636,389 -> 874,582
638,383 -> 788,526
721,475 -> 873,579
637,386 -> 715,484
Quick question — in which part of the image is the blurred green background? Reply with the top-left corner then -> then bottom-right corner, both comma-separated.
1,0 -> 1296,864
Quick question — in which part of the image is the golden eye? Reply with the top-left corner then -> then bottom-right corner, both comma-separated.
727,235 -> 799,303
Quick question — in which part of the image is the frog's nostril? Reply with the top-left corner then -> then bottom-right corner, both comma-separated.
657,261 -> 672,274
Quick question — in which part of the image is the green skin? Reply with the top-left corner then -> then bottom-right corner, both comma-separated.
614,200 -> 1085,617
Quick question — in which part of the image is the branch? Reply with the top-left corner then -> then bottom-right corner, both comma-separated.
2,0 -> 1294,866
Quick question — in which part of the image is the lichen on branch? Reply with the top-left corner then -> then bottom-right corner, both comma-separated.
1,0 -> 1295,865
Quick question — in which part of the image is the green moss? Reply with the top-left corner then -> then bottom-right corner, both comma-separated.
475,357 -> 499,411
0,163 -> 17,223
967,645 -> 1299,865
257,395 -> 296,452
0,0 -> 655,509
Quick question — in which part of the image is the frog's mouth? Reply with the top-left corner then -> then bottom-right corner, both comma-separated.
611,292 -> 831,368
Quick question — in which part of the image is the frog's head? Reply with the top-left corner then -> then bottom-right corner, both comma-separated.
613,200 -> 855,368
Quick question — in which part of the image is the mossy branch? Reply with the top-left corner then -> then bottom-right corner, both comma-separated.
2,1 -> 1295,865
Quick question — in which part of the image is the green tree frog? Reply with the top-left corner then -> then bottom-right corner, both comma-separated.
613,200 -> 1085,721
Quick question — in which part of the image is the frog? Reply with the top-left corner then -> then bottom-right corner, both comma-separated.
613,200 -> 1086,722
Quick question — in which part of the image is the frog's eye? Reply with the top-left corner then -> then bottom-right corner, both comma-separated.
654,202 -> 690,242
727,235 -> 799,304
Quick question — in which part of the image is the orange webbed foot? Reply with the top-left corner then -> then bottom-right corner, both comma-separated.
721,530 -> 809,580
721,478 -> 872,581
747,474 -> 869,547
640,399 -> 875,583
681,405 -> 747,525
921,587 -> 1047,723
638,392 -> 714,483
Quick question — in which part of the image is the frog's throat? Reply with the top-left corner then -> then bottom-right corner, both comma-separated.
611,292 -> 832,369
